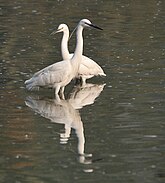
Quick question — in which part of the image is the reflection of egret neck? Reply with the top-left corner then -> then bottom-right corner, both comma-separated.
74,117 -> 85,155
61,109 -> 85,155
25,83 -> 105,162
25,95 -> 85,155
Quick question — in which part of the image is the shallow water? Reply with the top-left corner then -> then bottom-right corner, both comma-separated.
0,0 -> 165,183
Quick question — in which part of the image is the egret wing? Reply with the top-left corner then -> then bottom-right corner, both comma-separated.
79,56 -> 106,76
26,60 -> 71,88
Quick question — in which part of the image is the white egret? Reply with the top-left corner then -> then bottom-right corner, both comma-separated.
52,23 -> 106,85
25,19 -> 102,96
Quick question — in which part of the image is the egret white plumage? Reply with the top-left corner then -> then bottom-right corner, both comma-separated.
51,23 -> 106,85
25,19 -> 102,96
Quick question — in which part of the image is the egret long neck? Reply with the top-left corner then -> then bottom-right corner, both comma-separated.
71,25 -> 83,72
61,29 -> 70,60
73,26 -> 83,59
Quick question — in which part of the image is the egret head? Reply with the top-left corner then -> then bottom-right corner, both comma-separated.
79,19 -> 103,30
69,19 -> 103,40
50,24 -> 68,35
56,24 -> 68,33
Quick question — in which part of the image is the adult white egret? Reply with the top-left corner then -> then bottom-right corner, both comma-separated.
25,19 -> 102,96
51,23 -> 106,85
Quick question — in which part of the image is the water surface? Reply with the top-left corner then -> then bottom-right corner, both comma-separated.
0,0 -> 165,183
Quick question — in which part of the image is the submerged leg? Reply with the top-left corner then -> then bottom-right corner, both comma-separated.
55,94 -> 61,101
60,86 -> 65,100
55,85 -> 60,97
60,86 -> 65,94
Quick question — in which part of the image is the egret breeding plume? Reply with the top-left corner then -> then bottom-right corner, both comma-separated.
51,23 -> 106,85
25,19 -> 102,96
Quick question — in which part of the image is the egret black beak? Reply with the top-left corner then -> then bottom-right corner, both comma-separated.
85,22 -> 103,30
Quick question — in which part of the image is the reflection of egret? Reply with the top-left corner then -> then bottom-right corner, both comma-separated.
51,24 -> 106,85
25,19 -> 102,96
68,83 -> 106,109
25,95 -> 85,155
25,83 -> 105,158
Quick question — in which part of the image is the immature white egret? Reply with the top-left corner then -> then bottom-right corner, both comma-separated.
52,23 -> 106,85
25,19 -> 102,95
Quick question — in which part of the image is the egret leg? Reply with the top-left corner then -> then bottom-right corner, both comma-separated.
60,86 -> 65,100
55,85 -> 60,96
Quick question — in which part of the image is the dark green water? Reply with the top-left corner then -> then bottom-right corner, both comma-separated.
0,0 -> 164,183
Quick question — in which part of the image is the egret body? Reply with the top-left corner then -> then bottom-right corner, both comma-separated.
25,19 -> 102,95
53,24 -> 106,85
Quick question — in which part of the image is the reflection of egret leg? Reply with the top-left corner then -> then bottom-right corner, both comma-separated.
81,78 -> 86,86
55,85 -> 60,95
60,87 -> 65,100
55,94 -> 61,102
60,125 -> 71,144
